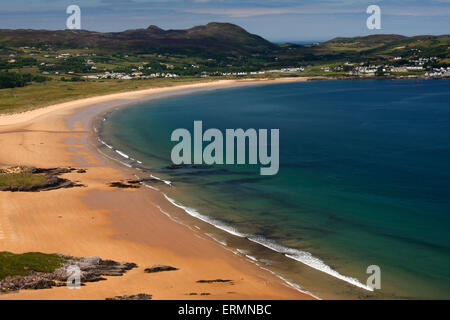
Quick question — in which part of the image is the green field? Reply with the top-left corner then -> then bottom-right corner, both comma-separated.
0,77 -> 218,114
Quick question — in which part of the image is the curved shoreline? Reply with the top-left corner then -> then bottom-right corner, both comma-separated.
0,77 -> 312,126
88,77 -> 323,298
93,79 -> 381,299
0,77 -> 316,300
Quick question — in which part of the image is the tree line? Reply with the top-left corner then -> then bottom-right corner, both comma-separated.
0,71 -> 48,89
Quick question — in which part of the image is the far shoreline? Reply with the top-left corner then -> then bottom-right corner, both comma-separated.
2,74 -> 446,120
0,77 -> 313,126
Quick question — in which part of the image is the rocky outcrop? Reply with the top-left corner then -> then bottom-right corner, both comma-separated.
165,164 -> 211,170
0,256 -> 137,293
108,177 -> 170,189
0,166 -> 85,192
196,279 -> 232,284
144,265 -> 178,273
106,293 -> 152,300
109,181 -> 140,189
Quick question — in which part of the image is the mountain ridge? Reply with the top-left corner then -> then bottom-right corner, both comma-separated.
0,22 -> 448,62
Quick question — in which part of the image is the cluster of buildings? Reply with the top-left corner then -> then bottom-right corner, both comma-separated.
55,52 -> 97,59
83,71 -> 179,80
12,47 -> 447,79
343,56 -> 448,77
390,66 -> 423,72
203,67 -> 305,77
425,67 -> 450,77
347,64 -> 426,76
408,56 -> 438,65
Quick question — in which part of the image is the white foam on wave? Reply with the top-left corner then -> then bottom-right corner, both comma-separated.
162,193 -> 369,293
163,194 -> 247,238
115,150 -> 130,159
259,258 -> 278,266
134,174 -> 159,191
150,174 -> 172,187
256,264 -> 322,300
248,236 -> 373,291
98,137 -> 147,167
234,248 -> 258,262
142,183 -> 159,191
236,248 -> 249,255
155,204 -> 184,224
245,254 -> 258,262
98,138 -> 113,149
205,233 -> 228,246
96,148 -> 132,167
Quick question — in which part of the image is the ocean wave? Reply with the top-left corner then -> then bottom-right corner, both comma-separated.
134,174 -> 160,191
245,254 -> 258,262
248,236 -> 373,291
205,233 -> 228,246
150,174 -> 172,187
256,264 -> 322,300
155,205 -> 186,226
163,194 -> 247,238
163,193 -> 371,292
98,137 -> 148,168
115,149 -> 130,159
98,138 -> 113,149
96,147 -> 132,167
259,258 -> 278,266
142,183 -> 159,191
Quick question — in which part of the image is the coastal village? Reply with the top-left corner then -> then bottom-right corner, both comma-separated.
4,45 -> 450,82
50,52 -> 450,79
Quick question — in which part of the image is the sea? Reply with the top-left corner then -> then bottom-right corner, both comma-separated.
97,79 -> 450,299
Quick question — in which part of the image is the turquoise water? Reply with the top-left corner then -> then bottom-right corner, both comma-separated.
100,79 -> 450,299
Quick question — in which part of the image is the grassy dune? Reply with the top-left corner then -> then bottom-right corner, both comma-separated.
0,252 -> 66,280
0,172 -> 47,188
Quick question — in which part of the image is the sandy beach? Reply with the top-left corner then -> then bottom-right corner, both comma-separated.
0,77 -> 316,300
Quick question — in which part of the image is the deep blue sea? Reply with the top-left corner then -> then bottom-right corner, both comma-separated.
99,79 -> 450,299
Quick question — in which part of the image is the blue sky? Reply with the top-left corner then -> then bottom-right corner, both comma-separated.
0,0 -> 449,41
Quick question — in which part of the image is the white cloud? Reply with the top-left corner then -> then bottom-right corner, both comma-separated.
183,6 -> 364,18
182,4 -> 450,18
